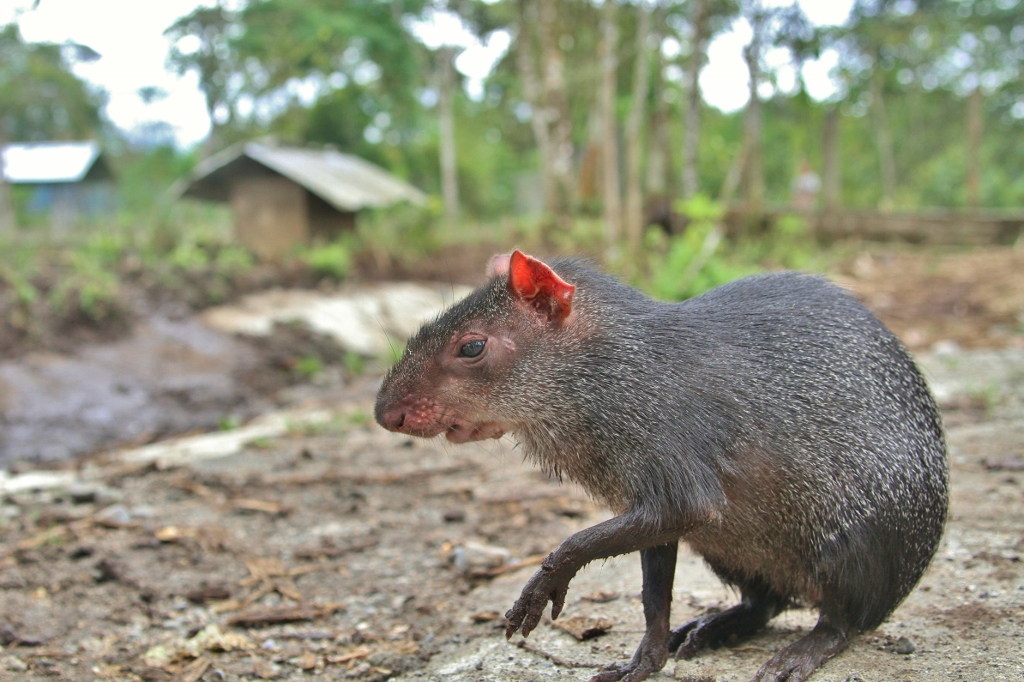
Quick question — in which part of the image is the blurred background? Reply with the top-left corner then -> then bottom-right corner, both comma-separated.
0,0 -> 1023,464
1,3 -> 1022,680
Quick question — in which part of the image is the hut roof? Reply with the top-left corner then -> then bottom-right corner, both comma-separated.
177,142 -> 426,212
1,141 -> 112,184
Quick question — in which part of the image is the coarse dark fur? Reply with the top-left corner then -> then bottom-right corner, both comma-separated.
376,256 -> 949,681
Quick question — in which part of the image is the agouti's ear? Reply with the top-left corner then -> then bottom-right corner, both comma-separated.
487,253 -> 511,277
508,250 -> 575,323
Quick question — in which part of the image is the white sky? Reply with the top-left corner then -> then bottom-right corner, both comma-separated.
1,0 -> 854,149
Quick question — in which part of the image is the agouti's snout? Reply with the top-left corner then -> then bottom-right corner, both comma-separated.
375,404 -> 406,432
376,389 -> 507,443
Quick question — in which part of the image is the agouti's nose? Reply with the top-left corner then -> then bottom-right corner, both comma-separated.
378,407 -> 406,432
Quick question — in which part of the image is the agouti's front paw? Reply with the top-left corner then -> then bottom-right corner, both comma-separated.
504,560 -> 570,639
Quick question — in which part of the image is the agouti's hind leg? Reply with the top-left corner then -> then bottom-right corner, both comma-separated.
751,614 -> 849,682
590,542 -> 677,682
669,580 -> 787,659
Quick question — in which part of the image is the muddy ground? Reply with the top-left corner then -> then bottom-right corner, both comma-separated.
0,246 -> 1022,681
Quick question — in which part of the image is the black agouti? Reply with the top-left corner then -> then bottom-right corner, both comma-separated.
375,251 -> 948,682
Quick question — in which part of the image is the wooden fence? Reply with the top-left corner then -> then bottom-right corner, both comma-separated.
723,209 -> 1024,246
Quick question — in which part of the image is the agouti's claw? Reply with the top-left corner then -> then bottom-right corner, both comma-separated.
504,608 -> 521,639
505,567 -> 569,640
551,585 -> 568,620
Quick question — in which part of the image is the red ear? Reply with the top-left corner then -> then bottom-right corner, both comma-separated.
508,250 -> 575,323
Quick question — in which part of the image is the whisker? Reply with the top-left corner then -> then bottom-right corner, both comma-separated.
443,254 -> 455,303
372,312 -> 398,368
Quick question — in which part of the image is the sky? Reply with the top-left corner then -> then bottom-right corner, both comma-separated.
1,0 -> 855,149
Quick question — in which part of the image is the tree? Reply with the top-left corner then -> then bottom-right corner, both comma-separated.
0,24 -> 104,231
436,46 -> 460,228
918,0 -> 1023,209
821,105 -> 840,211
514,0 -> 556,213
600,0 -> 621,247
682,0 -> 711,200
645,4 -> 671,200
833,1 -> 945,209
624,0 -> 653,250
0,25 -> 103,143
154,0 -> 1024,222
165,3 -> 240,150
538,0 -> 575,222
741,2 -> 766,214
737,0 -> 815,214
166,0 -> 427,155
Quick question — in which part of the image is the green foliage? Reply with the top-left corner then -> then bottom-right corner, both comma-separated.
218,416 -> 241,431
285,413 -> 347,437
644,230 -> 758,303
293,355 -> 324,378
168,241 -> 211,270
295,240 -> 352,281
360,201 -> 441,259
379,341 -> 406,372
966,381 -> 1004,416
548,217 -> 608,255
346,410 -> 372,426
643,195 -> 754,301
166,0 -> 426,155
0,24 -> 103,141
215,245 -> 256,273
164,5 -> 237,139
113,145 -> 200,219
734,214 -> 819,271
155,0 -> 1024,226
248,436 -> 276,449
640,196 -> 852,303
0,265 -> 38,306
675,194 -> 724,224
122,205 -> 253,306
79,232 -> 123,270
342,351 -> 366,377
48,243 -> 122,322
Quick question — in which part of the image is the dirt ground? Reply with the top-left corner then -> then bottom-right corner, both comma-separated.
0,246 -> 1022,682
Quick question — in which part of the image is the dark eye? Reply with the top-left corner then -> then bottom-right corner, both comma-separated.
458,339 -> 486,358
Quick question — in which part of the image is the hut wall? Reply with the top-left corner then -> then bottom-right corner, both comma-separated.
230,177 -> 308,260
307,190 -> 356,243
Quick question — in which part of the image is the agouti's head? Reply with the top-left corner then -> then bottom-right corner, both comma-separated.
375,250 -> 576,443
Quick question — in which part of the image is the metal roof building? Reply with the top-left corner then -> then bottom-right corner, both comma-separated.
1,142 -> 115,227
177,142 -> 426,260
1,141 -> 112,184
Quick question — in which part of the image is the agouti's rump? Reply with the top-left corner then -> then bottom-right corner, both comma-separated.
375,251 -> 948,682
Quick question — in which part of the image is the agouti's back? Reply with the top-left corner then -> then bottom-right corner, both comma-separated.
375,252 -> 948,682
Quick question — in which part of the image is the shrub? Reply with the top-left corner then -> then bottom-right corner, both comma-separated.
296,240 -> 352,281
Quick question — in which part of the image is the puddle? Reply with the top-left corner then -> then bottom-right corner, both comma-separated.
201,282 -> 470,355
0,282 -> 466,467
0,315 -> 267,466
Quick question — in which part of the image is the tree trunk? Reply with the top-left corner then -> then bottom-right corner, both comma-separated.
741,11 -> 765,218
966,84 -> 982,212
624,0 -> 652,251
646,16 -> 670,199
870,68 -> 896,211
821,105 -> 840,212
0,129 -> 15,234
437,46 -> 459,228
538,0 -> 575,221
515,0 -> 555,214
600,0 -> 621,247
682,0 -> 708,200
677,134 -> 748,293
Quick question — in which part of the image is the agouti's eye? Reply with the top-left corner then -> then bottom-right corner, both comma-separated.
458,339 -> 486,358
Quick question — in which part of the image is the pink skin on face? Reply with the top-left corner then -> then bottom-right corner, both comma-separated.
381,249 -> 574,447
386,396 -> 505,443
